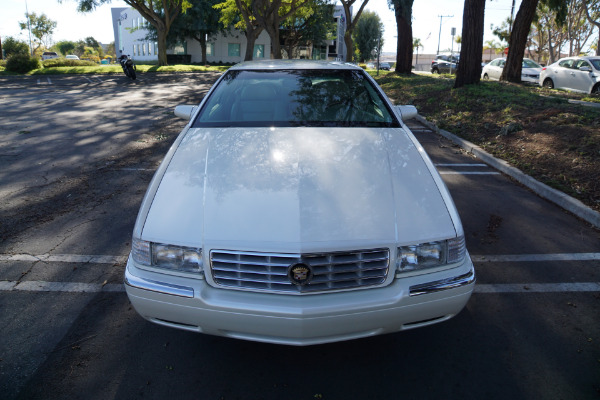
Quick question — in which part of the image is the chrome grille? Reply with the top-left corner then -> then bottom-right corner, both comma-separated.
210,248 -> 390,294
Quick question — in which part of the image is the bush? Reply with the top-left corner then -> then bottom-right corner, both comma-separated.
42,58 -> 97,67
6,54 -> 41,73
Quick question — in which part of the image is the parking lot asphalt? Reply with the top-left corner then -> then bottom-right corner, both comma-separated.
0,73 -> 598,400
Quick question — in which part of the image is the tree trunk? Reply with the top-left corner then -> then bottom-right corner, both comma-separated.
195,34 -> 207,64
267,24 -> 283,59
392,0 -> 413,74
157,27 -> 168,66
244,29 -> 258,61
500,0 -> 539,82
454,0 -> 486,88
344,30 -> 353,62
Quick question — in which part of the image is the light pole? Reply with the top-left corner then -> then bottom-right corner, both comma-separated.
436,15 -> 453,55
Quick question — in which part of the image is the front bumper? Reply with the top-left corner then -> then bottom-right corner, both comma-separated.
124,255 -> 475,346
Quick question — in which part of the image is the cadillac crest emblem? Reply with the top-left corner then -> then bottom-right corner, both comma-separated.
288,263 -> 313,286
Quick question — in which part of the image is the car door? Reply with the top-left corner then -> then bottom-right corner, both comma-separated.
552,59 -> 576,90
570,59 -> 595,93
490,59 -> 504,80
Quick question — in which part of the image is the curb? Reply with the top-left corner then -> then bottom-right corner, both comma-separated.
415,115 -> 600,229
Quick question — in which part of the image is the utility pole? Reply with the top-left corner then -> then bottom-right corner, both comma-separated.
509,0 -> 516,36
437,15 -> 453,55
25,0 -> 34,56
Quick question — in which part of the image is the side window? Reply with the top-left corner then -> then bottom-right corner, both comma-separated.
559,60 -> 574,69
575,60 -> 590,69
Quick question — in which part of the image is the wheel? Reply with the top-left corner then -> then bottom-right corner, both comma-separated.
432,68 -> 439,74
591,83 -> 600,95
483,73 -> 489,80
543,78 -> 554,89
127,65 -> 136,80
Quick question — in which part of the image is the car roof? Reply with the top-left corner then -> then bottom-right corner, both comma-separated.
229,59 -> 363,71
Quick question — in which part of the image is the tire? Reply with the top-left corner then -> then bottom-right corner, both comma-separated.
543,78 -> 554,89
483,73 -> 489,80
591,83 -> 600,95
127,65 -> 136,80
432,68 -> 439,74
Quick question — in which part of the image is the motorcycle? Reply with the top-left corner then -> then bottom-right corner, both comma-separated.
119,55 -> 136,80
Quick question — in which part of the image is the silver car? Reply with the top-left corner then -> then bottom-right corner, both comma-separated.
125,60 -> 475,346
481,57 -> 542,83
540,56 -> 600,94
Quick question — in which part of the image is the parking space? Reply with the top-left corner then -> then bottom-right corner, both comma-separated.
0,76 -> 598,399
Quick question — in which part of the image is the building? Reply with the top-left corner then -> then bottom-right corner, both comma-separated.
111,6 -> 350,63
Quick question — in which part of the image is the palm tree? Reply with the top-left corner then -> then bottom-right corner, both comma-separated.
413,37 -> 423,68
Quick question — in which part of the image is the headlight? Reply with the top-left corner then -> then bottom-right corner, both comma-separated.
132,237 -> 203,274
397,236 -> 465,273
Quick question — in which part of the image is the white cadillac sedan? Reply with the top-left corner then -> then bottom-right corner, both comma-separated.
540,56 -> 600,94
125,60 -> 475,346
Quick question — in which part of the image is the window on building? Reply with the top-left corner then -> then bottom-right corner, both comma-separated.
132,45 -> 136,56
206,43 -> 214,56
154,42 -> 158,55
142,43 -> 146,56
147,42 -> 151,56
253,44 -> 264,58
228,43 -> 240,57
137,44 -> 140,57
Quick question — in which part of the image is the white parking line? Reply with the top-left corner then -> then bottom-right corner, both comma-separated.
435,163 -> 488,167
0,254 -> 127,264
0,280 -> 598,294
471,253 -> 600,262
439,171 -> 500,175
1,253 -> 599,294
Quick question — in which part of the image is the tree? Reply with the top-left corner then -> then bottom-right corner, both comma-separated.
54,40 -> 76,55
280,0 -> 335,59
2,37 -> 30,58
250,0 -> 311,59
353,11 -> 383,62
454,0 -> 485,88
490,17 -> 511,45
73,0 -> 191,66
339,0 -> 371,62
500,0 -> 567,82
583,0 -> 600,55
214,0 -> 264,61
389,0 -> 414,73
19,12 -> 57,54
412,37 -> 423,66
146,0 -> 225,64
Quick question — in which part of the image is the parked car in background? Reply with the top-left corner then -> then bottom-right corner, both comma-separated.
124,60 -> 475,346
431,54 -> 459,74
366,62 -> 391,70
540,56 -> 600,94
65,55 -> 79,60
379,62 -> 391,70
41,51 -> 59,60
481,57 -> 543,83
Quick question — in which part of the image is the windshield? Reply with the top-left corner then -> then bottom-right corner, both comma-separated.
192,69 -> 400,128
522,59 -> 541,69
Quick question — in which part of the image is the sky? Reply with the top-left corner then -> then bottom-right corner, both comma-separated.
1,0 -> 523,55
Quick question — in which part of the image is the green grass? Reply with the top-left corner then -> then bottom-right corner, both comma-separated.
0,64 -> 230,75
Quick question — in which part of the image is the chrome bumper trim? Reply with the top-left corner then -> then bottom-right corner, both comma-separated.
409,267 -> 475,297
125,267 -> 194,298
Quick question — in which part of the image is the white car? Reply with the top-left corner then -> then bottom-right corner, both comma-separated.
65,54 -> 79,60
481,57 -> 542,83
540,56 -> 600,94
125,60 -> 475,346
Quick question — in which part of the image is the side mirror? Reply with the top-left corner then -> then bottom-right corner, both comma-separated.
579,66 -> 592,72
396,105 -> 418,120
174,105 -> 198,120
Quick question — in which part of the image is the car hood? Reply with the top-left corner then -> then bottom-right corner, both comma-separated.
141,127 -> 456,252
